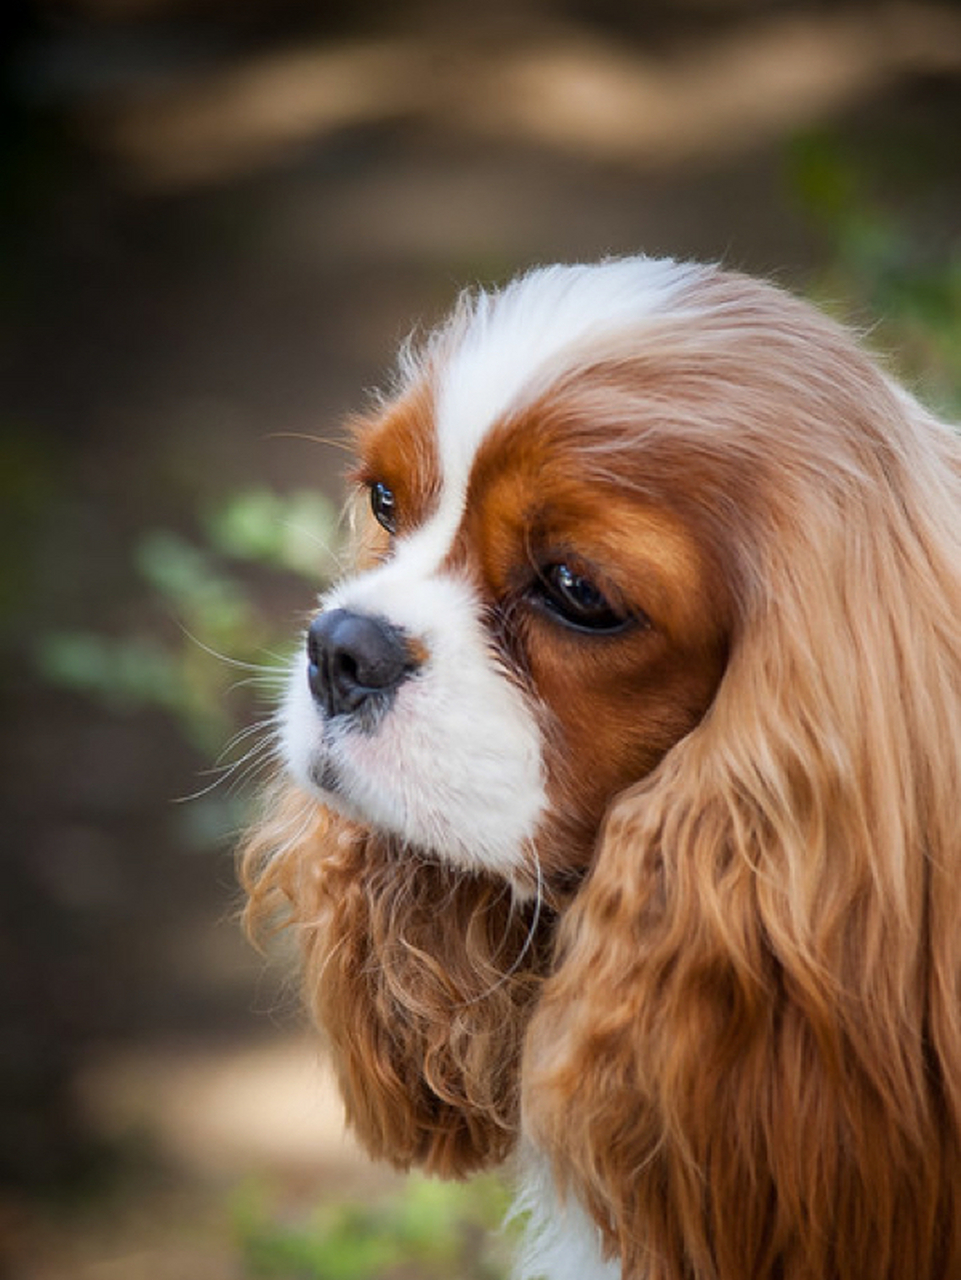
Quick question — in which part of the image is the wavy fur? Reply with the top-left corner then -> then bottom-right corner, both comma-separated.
242,785 -> 555,1178
523,281 -> 961,1279
242,261 -> 961,1279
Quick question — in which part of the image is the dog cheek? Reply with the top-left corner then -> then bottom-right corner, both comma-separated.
349,661 -> 547,877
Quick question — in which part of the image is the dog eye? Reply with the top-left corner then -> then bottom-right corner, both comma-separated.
369,481 -> 397,534
534,563 -> 630,633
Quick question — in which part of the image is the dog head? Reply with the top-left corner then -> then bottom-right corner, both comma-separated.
282,259 -> 734,894
245,258 -> 961,1279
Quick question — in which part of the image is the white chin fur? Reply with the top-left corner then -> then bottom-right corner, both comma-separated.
280,568 -> 546,881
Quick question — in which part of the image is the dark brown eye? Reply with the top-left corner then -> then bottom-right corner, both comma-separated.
534,563 -> 631,633
370,481 -> 397,534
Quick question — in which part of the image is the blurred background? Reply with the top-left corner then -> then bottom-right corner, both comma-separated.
1,0 -> 960,1276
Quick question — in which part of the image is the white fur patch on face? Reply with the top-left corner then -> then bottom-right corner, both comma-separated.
282,534 -> 546,880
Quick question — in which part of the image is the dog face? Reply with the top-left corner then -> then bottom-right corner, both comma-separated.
281,259 -> 731,892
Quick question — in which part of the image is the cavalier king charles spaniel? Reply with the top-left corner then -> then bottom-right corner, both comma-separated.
242,257 -> 961,1280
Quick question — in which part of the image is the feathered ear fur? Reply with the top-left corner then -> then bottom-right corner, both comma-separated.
523,368 -> 961,1278
241,788 -> 554,1177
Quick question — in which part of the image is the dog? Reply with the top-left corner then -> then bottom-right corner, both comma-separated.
241,257 -> 961,1280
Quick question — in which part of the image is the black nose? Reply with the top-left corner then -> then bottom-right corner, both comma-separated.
306,609 -> 412,719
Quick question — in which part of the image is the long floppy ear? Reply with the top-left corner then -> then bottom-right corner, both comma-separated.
522,394 -> 961,1279
241,783 -> 553,1177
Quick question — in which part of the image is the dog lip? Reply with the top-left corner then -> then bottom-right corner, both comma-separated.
308,672 -> 397,738
309,753 -> 343,795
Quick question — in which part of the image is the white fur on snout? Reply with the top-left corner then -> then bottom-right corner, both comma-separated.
281,550 -> 546,879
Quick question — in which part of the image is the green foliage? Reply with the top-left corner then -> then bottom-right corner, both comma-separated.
233,1175 -> 514,1280
206,487 -> 342,581
35,487 -> 340,756
36,630 -> 181,716
788,131 -> 961,415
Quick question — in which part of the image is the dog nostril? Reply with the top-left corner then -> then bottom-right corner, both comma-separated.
306,609 -> 412,718
332,650 -> 360,686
